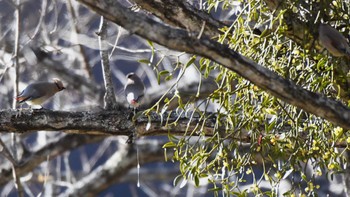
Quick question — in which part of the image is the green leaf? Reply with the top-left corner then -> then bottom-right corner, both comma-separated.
168,133 -> 178,142
267,119 -> 276,132
159,70 -> 169,76
185,56 -> 196,68
157,70 -> 161,84
173,175 -> 183,186
164,148 -> 168,162
194,174 -> 200,186
208,187 -> 222,192
138,59 -> 150,64
165,75 -> 173,81
147,40 -> 154,48
301,173 -> 307,180
164,97 -> 170,104
163,141 -> 176,148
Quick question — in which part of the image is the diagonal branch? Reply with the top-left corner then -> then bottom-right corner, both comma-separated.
76,0 -> 350,129
66,0 -> 94,79
60,139 -> 171,197
132,0 -> 224,37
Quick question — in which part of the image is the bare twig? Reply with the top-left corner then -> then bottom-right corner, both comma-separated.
97,16 -> 118,109
26,0 -> 47,42
12,0 -> 21,109
66,0 -> 94,79
197,21 -> 206,40
11,0 -> 24,196
11,164 -> 24,197
0,138 -> 17,165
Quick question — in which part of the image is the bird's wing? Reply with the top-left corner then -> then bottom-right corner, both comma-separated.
17,84 -> 46,101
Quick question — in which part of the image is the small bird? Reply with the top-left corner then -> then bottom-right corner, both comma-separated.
124,73 -> 145,109
318,23 -> 350,57
16,78 -> 66,108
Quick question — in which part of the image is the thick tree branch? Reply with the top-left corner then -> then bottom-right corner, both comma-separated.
0,109 -> 223,137
131,0 -> 313,52
5,108 -> 343,148
132,0 -> 223,37
0,109 -> 231,146
77,0 -> 350,129
0,110 -> 132,135
1,107 -> 272,144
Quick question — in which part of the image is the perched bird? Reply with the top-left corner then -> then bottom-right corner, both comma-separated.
124,73 -> 145,109
16,78 -> 65,108
318,23 -> 350,57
